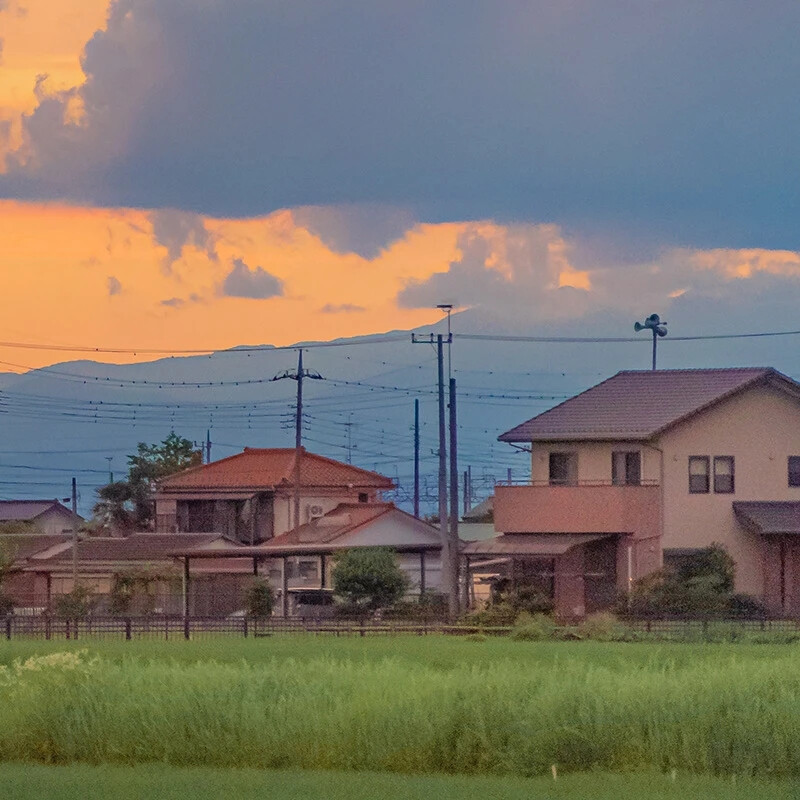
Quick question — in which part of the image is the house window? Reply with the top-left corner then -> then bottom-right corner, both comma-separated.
549,452 -> 577,486
713,456 -> 735,494
688,456 -> 710,493
358,492 -> 369,503
612,451 -> 641,486
789,457 -> 800,487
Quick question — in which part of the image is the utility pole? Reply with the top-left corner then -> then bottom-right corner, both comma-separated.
411,331 -> 456,615
105,456 -> 113,484
205,429 -> 212,464
271,350 -> 322,530
448,377 -> 460,616
413,398 -> 420,518
71,477 -> 78,587
344,414 -> 354,464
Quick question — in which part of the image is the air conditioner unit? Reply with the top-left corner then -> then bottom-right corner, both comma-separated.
308,504 -> 324,520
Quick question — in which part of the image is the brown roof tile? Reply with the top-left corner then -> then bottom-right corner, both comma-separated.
33,533 -> 230,563
0,534 -> 72,562
265,503 -> 394,547
499,368 -> 799,442
157,447 -> 394,491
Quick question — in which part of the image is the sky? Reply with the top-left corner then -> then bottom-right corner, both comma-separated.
2,1 -> 800,370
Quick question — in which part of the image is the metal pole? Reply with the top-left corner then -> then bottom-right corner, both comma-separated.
413,398 -> 420,518
294,349 -> 303,530
652,329 -> 657,371
71,477 -> 78,588
448,377 -> 460,616
206,429 -> 212,464
436,336 -> 451,611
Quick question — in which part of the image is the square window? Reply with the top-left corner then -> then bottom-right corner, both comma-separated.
688,456 -> 710,494
612,451 -> 641,486
549,452 -> 577,486
789,457 -> 800,487
713,456 -> 734,494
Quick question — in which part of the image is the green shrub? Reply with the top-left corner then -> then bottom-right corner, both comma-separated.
578,612 -> 630,642
510,612 -> 557,641
54,585 -> 97,619
244,578 -> 274,619
462,602 -> 517,627
332,548 -> 408,611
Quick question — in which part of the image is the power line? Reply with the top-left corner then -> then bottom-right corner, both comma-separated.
454,328 -> 800,344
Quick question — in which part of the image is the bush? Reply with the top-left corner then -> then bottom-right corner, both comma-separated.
244,578 -> 274,619
462,602 -> 517,627
510,612 -> 557,641
331,548 -> 408,611
54,585 -> 97,619
578,612 -> 630,641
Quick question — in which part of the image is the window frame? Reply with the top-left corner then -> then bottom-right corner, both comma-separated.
548,452 -> 578,486
688,456 -> 710,494
713,456 -> 735,494
612,451 -> 641,486
789,456 -> 800,488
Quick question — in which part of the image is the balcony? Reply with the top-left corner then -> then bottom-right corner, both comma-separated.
494,481 -> 661,536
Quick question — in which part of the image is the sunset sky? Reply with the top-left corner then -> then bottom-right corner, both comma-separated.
2,1 -> 800,369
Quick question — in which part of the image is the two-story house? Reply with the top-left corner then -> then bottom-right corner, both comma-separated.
466,368 -> 800,617
154,447 -> 394,543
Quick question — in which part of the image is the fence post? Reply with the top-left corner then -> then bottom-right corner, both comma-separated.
183,615 -> 190,641
243,616 -> 248,638
74,618 -> 79,640
45,617 -> 51,641
5,615 -> 10,641
65,618 -> 71,640
125,618 -> 132,641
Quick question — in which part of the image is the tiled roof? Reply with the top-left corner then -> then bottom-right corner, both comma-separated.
0,534 -> 72,562
463,532 -> 611,556
33,533 -> 229,563
499,368 -> 798,442
733,502 -> 800,535
265,503 -> 395,546
0,500 -> 77,523
158,447 -> 394,491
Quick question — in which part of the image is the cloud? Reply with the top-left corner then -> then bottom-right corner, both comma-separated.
292,205 -> 416,259
149,209 -> 215,272
107,275 -> 122,296
160,297 -> 184,308
3,1 -> 800,247
222,258 -> 283,299
320,303 -> 366,314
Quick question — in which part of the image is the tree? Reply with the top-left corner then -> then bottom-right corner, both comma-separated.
92,481 -> 135,533
244,578 -> 274,618
331,547 -> 408,612
93,433 -> 202,530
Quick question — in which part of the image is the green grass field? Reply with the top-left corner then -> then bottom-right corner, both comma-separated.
1,637 -> 799,796
1,763 -> 798,800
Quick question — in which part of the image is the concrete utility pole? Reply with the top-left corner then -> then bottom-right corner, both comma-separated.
205,429 -> 212,464
448,377 -> 460,615
105,457 -> 113,484
271,350 -> 322,530
71,477 -> 78,587
413,398 -> 420,519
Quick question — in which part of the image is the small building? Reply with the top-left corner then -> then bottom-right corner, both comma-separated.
0,500 -> 82,536
471,368 -> 800,617
176,502 -> 444,616
155,447 -> 394,543
19,533 -> 238,614
0,534 -> 74,611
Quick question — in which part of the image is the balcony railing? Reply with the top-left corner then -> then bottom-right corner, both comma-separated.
494,482 -> 662,535
495,478 -> 660,487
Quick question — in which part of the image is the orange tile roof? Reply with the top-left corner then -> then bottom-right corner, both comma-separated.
158,447 -> 394,491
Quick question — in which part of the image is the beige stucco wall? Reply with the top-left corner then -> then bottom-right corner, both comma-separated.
657,384 -> 800,597
530,442 -> 661,484
272,489 -> 381,536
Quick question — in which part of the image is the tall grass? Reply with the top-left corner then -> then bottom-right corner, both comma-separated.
1,646 -> 800,778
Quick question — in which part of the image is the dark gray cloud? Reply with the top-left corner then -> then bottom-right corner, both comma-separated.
222,258 -> 283,299
160,297 -> 184,308
149,209 -> 215,272
320,303 -> 366,314
107,275 -> 122,296
3,1 -> 800,248
293,205 -> 416,259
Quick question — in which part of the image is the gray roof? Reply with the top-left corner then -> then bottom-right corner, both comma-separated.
733,502 -> 800,535
463,496 -> 493,522
463,532 -> 610,556
34,533 -> 230,563
0,500 -> 79,523
499,368 -> 799,442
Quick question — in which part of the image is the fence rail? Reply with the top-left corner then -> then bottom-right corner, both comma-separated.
4,614 -> 800,641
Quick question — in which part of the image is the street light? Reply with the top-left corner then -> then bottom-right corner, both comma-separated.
634,313 -> 668,370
